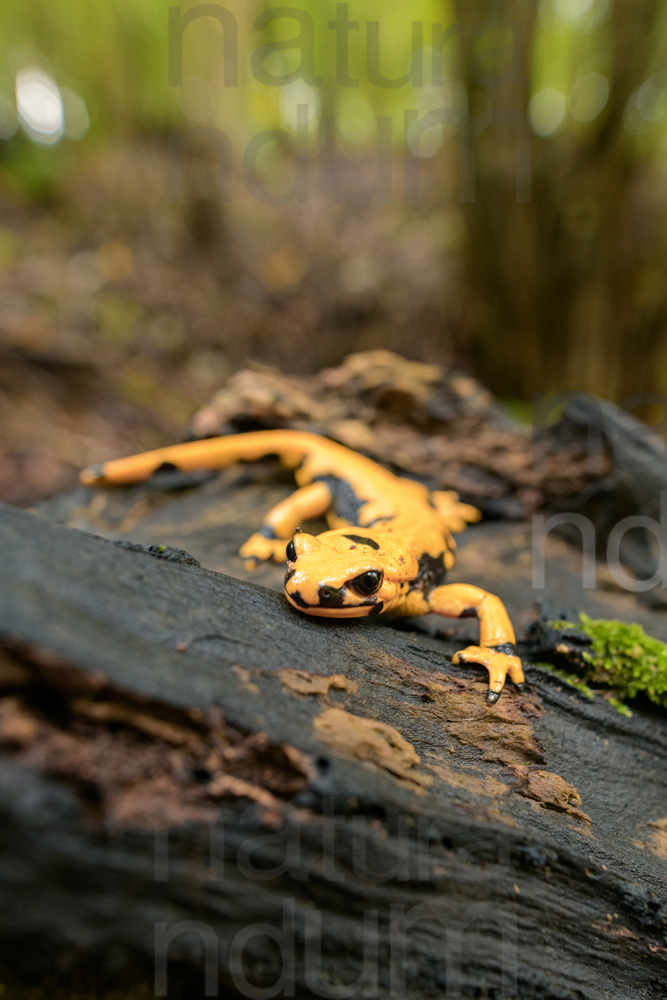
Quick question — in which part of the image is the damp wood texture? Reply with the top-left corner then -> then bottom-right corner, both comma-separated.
0,500 -> 665,999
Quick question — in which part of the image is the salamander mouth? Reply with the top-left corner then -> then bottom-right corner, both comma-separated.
285,589 -> 383,618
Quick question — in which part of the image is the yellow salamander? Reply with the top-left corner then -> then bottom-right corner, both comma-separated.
80,430 -> 525,702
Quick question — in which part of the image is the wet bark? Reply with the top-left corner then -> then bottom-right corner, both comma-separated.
0,500 -> 665,999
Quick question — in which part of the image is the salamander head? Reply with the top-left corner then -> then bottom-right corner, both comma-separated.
283,530 -> 403,618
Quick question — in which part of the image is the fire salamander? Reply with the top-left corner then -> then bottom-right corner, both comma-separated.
80,430 -> 525,703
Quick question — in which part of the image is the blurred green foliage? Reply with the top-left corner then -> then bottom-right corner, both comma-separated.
2,0 -> 667,401
3,0 -> 667,189
0,0 -> 172,133
0,1 -> 665,147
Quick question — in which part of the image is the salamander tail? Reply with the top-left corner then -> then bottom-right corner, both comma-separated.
79,431 -> 318,487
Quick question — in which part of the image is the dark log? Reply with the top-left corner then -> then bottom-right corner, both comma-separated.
0,500 -> 665,999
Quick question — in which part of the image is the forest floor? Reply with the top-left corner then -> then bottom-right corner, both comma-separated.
0,142 -> 464,505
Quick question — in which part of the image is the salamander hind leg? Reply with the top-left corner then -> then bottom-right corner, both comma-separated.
430,490 -> 481,533
240,480 -> 332,565
427,583 -> 525,703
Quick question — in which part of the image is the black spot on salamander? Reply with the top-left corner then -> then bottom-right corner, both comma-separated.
236,449 -> 281,463
289,590 -> 310,609
313,475 -> 366,524
284,567 -> 296,583
408,552 -> 447,594
146,463 -> 215,491
318,585 -> 346,608
460,607 -> 478,618
364,515 -> 394,527
343,534 -> 380,550
368,601 -> 384,617
260,524 -> 278,539
153,461 -> 181,474
491,642 -> 516,655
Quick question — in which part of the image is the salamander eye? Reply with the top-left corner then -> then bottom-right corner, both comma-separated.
350,570 -> 383,596
286,539 -> 297,562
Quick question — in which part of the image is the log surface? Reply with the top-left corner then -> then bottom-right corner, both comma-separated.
1,501 -> 666,998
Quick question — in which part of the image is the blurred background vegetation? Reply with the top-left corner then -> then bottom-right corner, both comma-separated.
0,0 -> 666,503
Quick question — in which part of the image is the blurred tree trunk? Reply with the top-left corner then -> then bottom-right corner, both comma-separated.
452,0 -> 667,403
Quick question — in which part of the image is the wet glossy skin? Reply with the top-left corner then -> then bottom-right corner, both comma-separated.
80,430 -> 525,702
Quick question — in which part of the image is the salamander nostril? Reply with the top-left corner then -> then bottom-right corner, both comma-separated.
318,585 -> 345,607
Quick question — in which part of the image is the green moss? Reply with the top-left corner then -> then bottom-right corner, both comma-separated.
578,613 -> 667,710
607,697 -> 633,718
534,662 -> 594,699
548,619 -> 578,631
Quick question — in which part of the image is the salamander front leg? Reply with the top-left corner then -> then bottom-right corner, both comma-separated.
427,583 -> 525,703
240,480 -> 332,565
